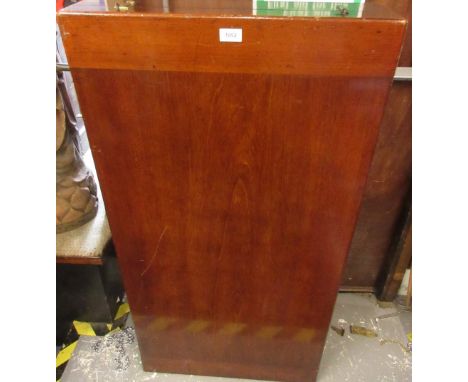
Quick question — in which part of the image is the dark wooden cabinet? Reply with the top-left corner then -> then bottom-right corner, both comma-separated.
342,0 -> 412,291
341,81 -> 412,290
58,1 -> 405,381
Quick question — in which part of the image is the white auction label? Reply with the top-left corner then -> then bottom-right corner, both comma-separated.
219,28 -> 242,43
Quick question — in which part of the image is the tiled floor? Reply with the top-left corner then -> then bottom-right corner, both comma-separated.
61,293 -> 411,382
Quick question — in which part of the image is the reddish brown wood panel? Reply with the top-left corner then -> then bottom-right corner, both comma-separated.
58,3 -> 405,380
370,0 -> 411,66
58,12 -> 405,77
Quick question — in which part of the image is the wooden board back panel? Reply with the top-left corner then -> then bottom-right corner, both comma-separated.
58,3 -> 405,381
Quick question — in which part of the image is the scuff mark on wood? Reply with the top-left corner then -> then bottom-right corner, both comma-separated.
140,226 -> 168,277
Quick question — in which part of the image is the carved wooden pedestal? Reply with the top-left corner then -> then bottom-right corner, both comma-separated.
58,1 -> 405,381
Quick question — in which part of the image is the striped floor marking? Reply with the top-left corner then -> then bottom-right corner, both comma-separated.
56,341 -> 78,368
73,321 -> 96,336
56,301 -> 131,381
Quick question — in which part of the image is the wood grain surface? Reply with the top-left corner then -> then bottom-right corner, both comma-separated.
59,14 -> 404,77
58,2 -> 406,380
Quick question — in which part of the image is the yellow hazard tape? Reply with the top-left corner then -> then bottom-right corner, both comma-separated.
57,301 -> 131,382
114,302 -> 130,321
73,321 -> 96,336
108,327 -> 122,335
56,341 -> 78,368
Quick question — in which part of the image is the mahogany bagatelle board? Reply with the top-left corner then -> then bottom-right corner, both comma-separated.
58,1 -> 406,380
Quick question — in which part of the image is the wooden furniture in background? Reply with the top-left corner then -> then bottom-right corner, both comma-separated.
341,81 -> 412,290
406,267 -> 412,307
56,152 -> 125,343
56,243 -> 124,344
377,198 -> 412,301
341,0 -> 412,291
58,1 -> 406,381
